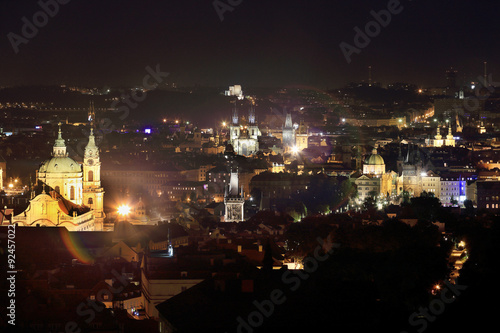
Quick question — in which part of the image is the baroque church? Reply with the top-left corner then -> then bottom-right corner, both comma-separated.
426,124 -> 456,148
12,107 -> 105,231
355,144 -> 439,202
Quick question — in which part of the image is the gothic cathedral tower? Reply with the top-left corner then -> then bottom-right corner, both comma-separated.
83,101 -> 105,230
224,169 -> 244,222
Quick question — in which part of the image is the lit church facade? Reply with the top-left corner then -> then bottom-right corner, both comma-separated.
228,107 -> 260,156
426,124 -> 455,148
12,122 -> 105,231
355,145 -> 433,201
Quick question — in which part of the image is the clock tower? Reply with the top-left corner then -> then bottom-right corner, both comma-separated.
83,102 -> 105,230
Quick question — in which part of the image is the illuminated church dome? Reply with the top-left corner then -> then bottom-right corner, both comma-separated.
39,156 -> 81,173
37,123 -> 83,205
363,148 -> 386,176
39,124 -> 81,173
366,148 -> 385,165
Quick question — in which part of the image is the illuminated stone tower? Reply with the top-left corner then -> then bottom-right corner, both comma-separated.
224,169 -> 244,222
295,120 -> 308,152
444,124 -> 455,147
282,112 -> 295,151
82,102 -> 105,230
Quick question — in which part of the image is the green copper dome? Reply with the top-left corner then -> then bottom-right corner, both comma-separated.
39,156 -> 82,174
39,124 -> 82,174
366,148 -> 385,165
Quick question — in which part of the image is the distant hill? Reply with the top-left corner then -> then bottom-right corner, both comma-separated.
0,85 -> 278,128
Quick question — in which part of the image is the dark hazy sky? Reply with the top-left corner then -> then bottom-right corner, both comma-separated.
0,0 -> 498,89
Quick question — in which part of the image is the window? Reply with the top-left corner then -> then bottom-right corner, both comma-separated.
88,170 -> 93,182
88,198 -> 93,205
70,186 -> 75,200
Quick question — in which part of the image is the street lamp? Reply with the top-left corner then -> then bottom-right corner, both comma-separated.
117,204 -> 131,217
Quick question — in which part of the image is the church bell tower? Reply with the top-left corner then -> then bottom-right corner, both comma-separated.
82,101 -> 105,230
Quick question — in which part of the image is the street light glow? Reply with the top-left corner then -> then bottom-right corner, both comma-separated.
117,205 -> 131,216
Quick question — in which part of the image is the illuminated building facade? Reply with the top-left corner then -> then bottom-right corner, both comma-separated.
228,107 -> 260,156
13,119 -> 104,230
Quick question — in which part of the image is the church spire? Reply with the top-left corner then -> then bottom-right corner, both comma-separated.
248,106 -> 255,124
435,126 -> 442,140
398,144 -> 403,161
232,107 -> 238,125
85,102 -> 99,158
284,112 -> 293,128
53,122 -> 67,157
88,100 -> 96,127
87,127 -> 97,149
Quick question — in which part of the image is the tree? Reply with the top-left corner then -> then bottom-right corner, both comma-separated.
408,194 -> 443,221
363,190 -> 378,210
401,191 -> 411,205
464,199 -> 474,216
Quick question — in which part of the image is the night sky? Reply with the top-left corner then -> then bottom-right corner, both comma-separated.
0,0 -> 498,89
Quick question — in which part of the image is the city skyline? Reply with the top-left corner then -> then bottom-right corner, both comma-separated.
1,1 -> 500,332
0,0 -> 499,88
